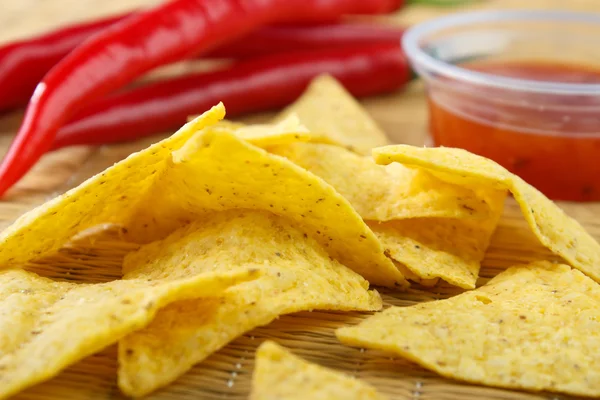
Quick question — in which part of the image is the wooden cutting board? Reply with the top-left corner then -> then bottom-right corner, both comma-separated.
0,1 -> 599,399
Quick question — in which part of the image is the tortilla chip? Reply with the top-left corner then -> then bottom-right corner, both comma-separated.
337,261 -> 600,397
205,116 -> 338,147
250,341 -> 387,400
269,142 -> 495,221
0,104 -> 406,287
129,128 -> 406,287
392,261 -> 439,287
369,189 -> 506,289
275,75 -> 389,155
118,210 -> 382,397
373,145 -> 600,283
229,114 -> 314,147
0,267 -> 259,399
0,104 -> 225,268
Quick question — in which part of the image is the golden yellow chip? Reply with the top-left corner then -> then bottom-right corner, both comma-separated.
251,341 -> 387,400
0,267 -> 259,399
275,75 -> 389,155
337,261 -> 600,396
369,189 -> 506,289
227,114 -> 336,147
0,104 -> 226,268
130,126 -> 406,287
0,104 -> 406,287
210,116 -> 338,147
373,145 -> 600,283
118,210 -> 382,397
391,260 -> 439,287
269,142 -> 496,221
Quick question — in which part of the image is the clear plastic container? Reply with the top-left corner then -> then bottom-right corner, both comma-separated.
402,10 -> 600,202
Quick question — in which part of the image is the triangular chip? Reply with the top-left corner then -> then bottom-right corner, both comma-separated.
0,104 -> 406,287
269,142 -> 496,221
0,104 -> 225,268
337,261 -> 600,397
275,75 -> 389,154
118,210 -> 382,397
129,127 -> 406,287
373,145 -> 600,283
0,267 -> 258,399
369,188 -> 506,289
251,341 -> 387,400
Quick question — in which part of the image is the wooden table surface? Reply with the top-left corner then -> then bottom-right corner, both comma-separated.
0,1 -> 599,400
0,0 -> 599,215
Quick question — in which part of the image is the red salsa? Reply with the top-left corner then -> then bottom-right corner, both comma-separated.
428,61 -> 600,201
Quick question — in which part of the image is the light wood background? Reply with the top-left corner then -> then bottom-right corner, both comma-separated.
0,1 -> 599,399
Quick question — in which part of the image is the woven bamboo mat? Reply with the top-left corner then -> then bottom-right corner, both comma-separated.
1,0 -> 600,399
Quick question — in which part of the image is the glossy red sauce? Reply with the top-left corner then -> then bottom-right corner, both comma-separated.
428,61 -> 600,201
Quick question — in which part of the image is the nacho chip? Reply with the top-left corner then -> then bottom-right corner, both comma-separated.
228,114 -> 314,147
119,210 -> 382,397
269,142 -> 495,221
392,260 -> 439,287
0,104 -> 406,287
275,75 -> 389,155
251,341 -> 387,400
206,116 -> 338,147
0,267 -> 259,399
369,189 -> 506,289
337,261 -> 600,397
130,128 -> 406,287
0,104 -> 225,268
373,145 -> 600,283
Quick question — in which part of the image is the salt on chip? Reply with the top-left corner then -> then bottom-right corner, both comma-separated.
373,145 -> 600,283
269,142 -> 496,221
129,127 -> 406,287
368,188 -> 506,289
250,341 -> 388,400
0,104 -> 226,268
0,267 -> 259,399
275,75 -> 389,155
118,210 -> 382,397
337,261 -> 600,397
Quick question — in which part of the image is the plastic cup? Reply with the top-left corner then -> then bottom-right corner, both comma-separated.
402,10 -> 600,201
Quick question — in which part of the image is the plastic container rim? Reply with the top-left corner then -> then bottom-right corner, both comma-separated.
402,9 -> 600,95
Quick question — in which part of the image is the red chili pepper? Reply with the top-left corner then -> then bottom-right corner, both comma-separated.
0,0 -> 473,113
53,44 -> 409,149
0,13 -> 129,112
0,0 -> 403,196
208,23 -> 405,58
0,21 -> 404,113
